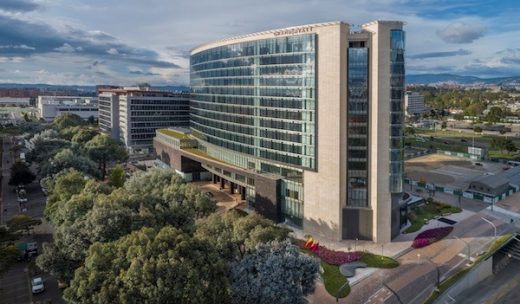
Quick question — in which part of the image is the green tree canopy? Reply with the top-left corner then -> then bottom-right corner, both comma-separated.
229,240 -> 319,304
8,160 -> 36,186
39,148 -> 100,178
52,113 -> 85,130
64,226 -> 230,304
196,210 -> 290,261
108,164 -> 126,188
6,214 -> 42,235
85,134 -> 128,179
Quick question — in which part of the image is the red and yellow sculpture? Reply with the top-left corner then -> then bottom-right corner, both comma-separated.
304,237 -> 319,252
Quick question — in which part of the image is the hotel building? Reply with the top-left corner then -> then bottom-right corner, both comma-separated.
98,87 -> 190,154
154,21 -> 406,242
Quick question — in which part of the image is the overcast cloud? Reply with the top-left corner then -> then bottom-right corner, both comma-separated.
0,0 -> 519,85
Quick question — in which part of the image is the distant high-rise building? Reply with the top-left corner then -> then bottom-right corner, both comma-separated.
405,92 -> 426,116
154,21 -> 406,243
98,87 -> 190,154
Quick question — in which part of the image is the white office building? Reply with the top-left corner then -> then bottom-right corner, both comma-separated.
98,87 -> 189,154
37,96 -> 98,121
405,92 -> 425,116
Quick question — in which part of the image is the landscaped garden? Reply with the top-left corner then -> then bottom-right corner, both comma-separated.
404,198 -> 462,233
412,226 -> 454,248
296,238 -> 399,298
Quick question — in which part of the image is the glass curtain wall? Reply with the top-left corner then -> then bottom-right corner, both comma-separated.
389,30 -> 405,193
190,34 -> 316,169
347,47 -> 369,207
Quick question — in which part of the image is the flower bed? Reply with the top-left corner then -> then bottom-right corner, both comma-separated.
412,226 -> 453,248
297,240 -> 361,265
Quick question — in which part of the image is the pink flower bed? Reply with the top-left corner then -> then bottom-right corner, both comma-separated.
297,240 -> 362,265
412,226 -> 453,248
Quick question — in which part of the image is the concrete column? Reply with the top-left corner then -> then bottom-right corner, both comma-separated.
230,182 -> 235,194
220,178 -> 225,189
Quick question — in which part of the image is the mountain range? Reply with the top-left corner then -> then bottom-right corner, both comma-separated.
1,74 -> 519,90
406,74 -> 520,85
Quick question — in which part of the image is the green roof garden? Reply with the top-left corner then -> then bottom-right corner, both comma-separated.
157,128 -> 191,140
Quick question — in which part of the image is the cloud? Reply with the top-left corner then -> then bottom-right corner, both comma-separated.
498,48 -> 520,64
0,0 -> 39,12
54,43 -> 77,53
409,49 -> 471,59
106,48 -> 119,55
129,70 -> 160,76
0,44 -> 35,51
436,21 -> 487,43
0,14 -> 180,69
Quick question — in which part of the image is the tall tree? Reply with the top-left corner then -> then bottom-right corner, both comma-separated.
39,148 -> 99,178
0,227 -> 20,276
108,164 -> 126,188
7,214 -> 42,235
8,160 -> 36,186
52,113 -> 84,130
229,240 -> 319,304
64,226 -> 230,304
85,134 -> 128,179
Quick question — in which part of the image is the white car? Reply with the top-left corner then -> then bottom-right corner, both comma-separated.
31,277 -> 45,294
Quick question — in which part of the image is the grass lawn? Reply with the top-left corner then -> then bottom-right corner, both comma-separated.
321,261 -> 350,298
404,200 -> 462,234
360,253 -> 400,268
299,247 -> 399,299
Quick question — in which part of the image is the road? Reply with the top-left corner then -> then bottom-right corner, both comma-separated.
322,212 -> 514,304
0,135 -> 64,304
456,259 -> 520,304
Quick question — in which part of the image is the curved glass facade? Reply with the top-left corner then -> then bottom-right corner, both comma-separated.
190,34 -> 316,169
389,30 -> 405,193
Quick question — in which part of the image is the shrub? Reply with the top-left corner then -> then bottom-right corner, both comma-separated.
412,227 -> 453,248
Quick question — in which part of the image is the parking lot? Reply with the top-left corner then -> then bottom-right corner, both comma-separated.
405,154 -> 504,189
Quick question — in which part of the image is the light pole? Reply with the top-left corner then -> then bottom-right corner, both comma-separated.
481,217 -> 497,238
454,236 -> 471,263
355,238 -> 358,252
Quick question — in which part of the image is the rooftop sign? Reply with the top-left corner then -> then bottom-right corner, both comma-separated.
273,26 -> 313,36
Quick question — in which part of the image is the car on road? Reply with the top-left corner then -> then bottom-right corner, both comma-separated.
204,191 -> 214,198
31,277 -> 45,294
475,162 -> 483,166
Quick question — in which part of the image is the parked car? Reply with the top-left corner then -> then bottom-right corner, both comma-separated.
475,162 -> 483,166
204,191 -> 214,198
460,139 -> 467,142
31,277 -> 45,294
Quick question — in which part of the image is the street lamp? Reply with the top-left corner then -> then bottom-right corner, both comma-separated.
481,217 -> 497,238
355,238 -> 358,252
454,236 -> 471,263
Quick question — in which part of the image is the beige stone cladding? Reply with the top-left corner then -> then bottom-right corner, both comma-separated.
303,23 -> 348,241
363,21 -> 403,243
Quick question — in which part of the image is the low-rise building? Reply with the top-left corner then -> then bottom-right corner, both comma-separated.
37,96 -> 98,121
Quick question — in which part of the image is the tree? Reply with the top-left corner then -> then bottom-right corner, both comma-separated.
71,128 -> 99,145
108,164 -> 126,187
0,227 -> 20,276
64,226 -> 230,304
196,210 -> 290,261
441,121 -> 447,130
39,148 -> 100,178
229,241 -> 319,304
52,113 -> 84,130
9,160 -> 36,186
44,169 -> 88,222
27,130 -> 71,163
85,134 -> 128,179
7,214 -> 42,235
485,106 -> 504,124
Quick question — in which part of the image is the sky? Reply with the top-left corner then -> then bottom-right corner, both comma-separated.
0,0 -> 519,85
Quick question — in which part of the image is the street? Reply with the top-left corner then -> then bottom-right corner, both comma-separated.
0,136 -> 64,304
